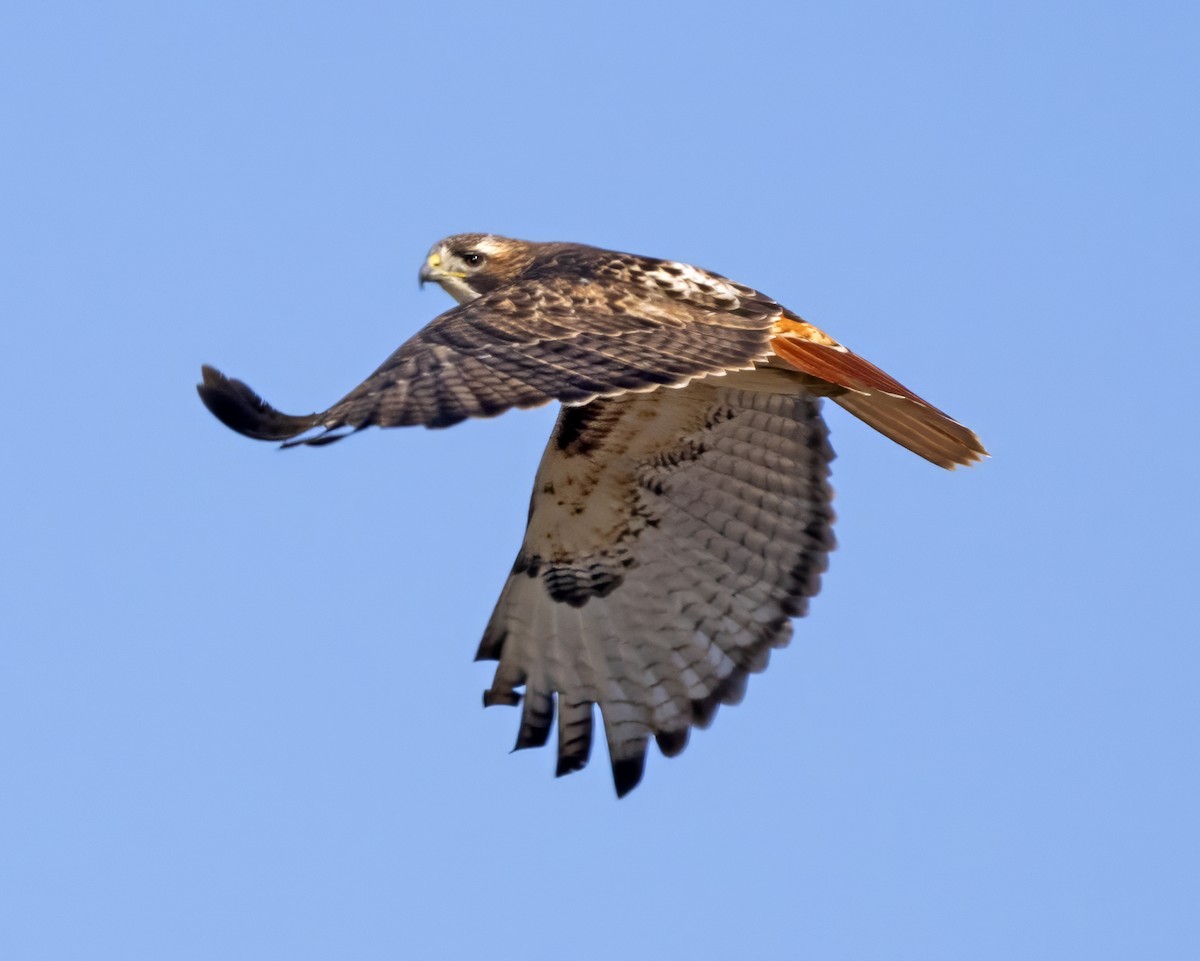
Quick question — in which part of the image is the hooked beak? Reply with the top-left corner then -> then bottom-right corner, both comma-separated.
418,253 -> 440,289
419,251 -> 468,290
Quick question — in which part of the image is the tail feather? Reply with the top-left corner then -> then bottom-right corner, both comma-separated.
832,390 -> 988,470
769,334 -> 987,469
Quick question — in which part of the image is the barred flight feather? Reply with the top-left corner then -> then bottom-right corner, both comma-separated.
477,385 -> 834,796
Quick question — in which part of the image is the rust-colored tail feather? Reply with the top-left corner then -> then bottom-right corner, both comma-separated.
196,365 -> 322,442
830,389 -> 987,469
770,336 -> 987,469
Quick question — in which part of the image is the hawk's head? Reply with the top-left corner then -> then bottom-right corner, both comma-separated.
419,234 -> 539,304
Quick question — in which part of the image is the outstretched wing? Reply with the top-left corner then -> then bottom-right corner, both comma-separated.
197,271 -> 784,446
477,382 -> 835,796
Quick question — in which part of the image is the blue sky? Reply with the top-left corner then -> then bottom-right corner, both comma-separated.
2,2 -> 1197,958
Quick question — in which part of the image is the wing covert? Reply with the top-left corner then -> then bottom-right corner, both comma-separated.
198,274 -> 783,446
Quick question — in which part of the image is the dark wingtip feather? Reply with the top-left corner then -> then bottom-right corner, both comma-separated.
555,749 -> 590,778
196,365 -> 322,442
555,701 -> 593,777
482,688 -> 521,708
654,728 -> 690,758
612,750 -> 647,799
512,689 -> 554,751
474,624 -> 506,663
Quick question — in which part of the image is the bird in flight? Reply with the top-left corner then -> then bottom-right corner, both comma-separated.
198,234 -> 986,796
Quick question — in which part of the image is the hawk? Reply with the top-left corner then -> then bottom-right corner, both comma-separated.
198,234 -> 986,796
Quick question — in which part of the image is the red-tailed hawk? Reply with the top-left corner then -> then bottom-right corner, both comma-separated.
198,234 -> 986,796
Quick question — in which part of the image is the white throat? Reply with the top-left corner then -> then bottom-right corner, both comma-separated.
437,274 -> 481,305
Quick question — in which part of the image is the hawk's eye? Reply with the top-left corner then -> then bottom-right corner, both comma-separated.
461,251 -> 484,267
